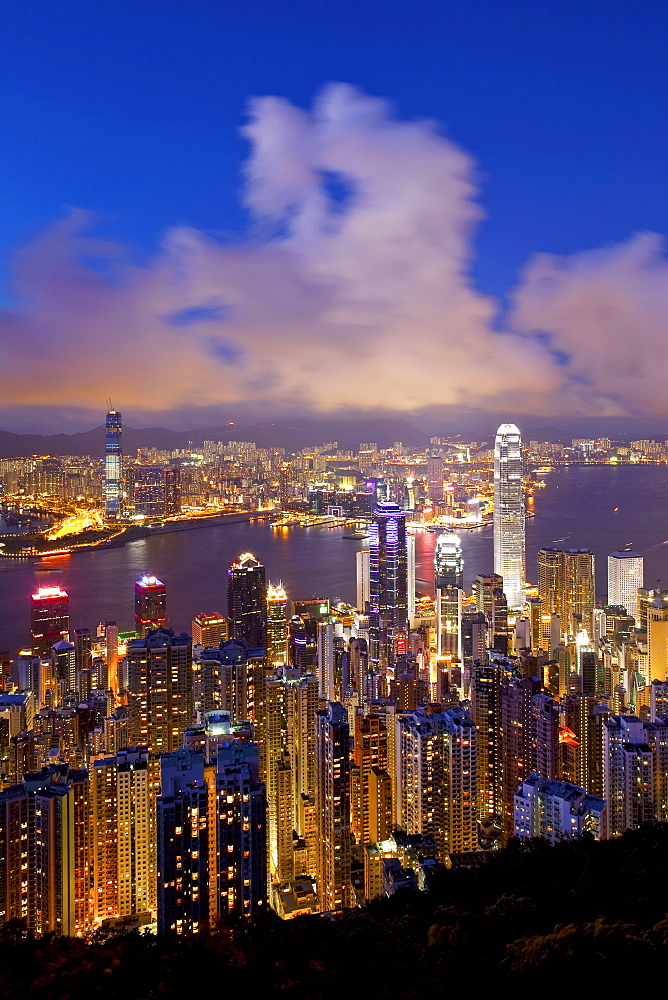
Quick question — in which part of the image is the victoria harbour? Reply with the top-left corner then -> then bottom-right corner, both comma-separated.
1,463 -> 666,653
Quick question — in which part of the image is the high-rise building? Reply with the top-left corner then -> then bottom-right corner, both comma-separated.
608,550 -> 643,620
227,553 -> 266,648
31,586 -> 70,657
104,407 -> 123,520
215,739 -> 267,918
397,706 -> 478,858
266,583 -> 289,666
127,628 -> 193,753
316,702 -> 352,912
0,764 -> 88,935
537,547 -> 595,639
131,465 -> 180,517
493,423 -> 525,610
134,575 -> 167,634
156,747 -> 212,935
368,501 -> 408,670
514,775 -> 606,844
89,747 -> 160,927
191,613 -> 228,648
356,549 -> 370,611
435,532 -> 464,590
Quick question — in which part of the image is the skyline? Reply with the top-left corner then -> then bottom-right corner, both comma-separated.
2,2 -> 668,430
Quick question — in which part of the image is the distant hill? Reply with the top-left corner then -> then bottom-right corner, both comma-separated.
0,417 -> 429,458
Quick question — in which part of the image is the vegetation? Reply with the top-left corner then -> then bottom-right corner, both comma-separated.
3,825 -> 668,997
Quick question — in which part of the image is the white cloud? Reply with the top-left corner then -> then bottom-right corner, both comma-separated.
1,84 -> 665,423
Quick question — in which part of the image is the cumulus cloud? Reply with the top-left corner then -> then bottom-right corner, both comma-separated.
510,232 -> 668,415
0,84 -> 666,424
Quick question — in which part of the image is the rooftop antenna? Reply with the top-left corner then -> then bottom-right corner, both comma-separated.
106,398 -> 113,412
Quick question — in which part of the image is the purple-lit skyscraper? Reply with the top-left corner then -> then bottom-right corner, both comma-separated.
368,500 -> 408,671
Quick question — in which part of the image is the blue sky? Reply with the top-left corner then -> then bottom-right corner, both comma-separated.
2,0 -> 668,428
3,0 -> 667,297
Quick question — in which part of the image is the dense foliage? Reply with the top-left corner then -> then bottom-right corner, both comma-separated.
4,825 -> 668,997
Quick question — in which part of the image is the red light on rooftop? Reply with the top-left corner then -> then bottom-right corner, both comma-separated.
32,586 -> 68,601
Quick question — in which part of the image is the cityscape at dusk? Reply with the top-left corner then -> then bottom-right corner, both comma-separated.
1,0 -> 668,993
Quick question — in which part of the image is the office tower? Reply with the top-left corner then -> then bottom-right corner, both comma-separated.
427,454 -> 444,502
537,547 -> 595,639
0,764 -> 88,935
290,615 -> 319,673
31,586 -> 69,656
73,627 -> 92,675
514,775 -> 606,843
532,693 -> 561,780
266,584 -> 289,666
316,702 -> 352,912
227,553 -> 266,648
608,550 -> 643,620
89,748 -> 161,926
135,575 -> 167,634
157,747 -> 212,935
562,549 -> 595,635
435,533 -> 464,590
192,613 -> 228,647
215,739 -> 267,917
577,639 -> 599,696
356,549 -> 370,611
368,500 -> 408,670
397,706 -> 478,858
127,628 -> 193,753
647,597 -> 668,683
436,585 -> 463,662
461,611 -> 487,669
50,640 -> 76,704
493,423 -> 525,610
104,406 -> 123,519
131,465 -> 180,517
474,572 -> 503,622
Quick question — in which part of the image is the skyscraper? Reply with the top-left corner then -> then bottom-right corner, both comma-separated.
127,628 -> 193,753
493,423 -> 525,610
227,553 -> 266,648
31,586 -> 69,656
316,702 -> 352,912
434,533 -> 464,662
608,550 -> 643,620
266,583 -> 289,666
135,575 -> 167,634
368,500 -> 408,670
538,547 -> 595,639
104,406 -> 123,520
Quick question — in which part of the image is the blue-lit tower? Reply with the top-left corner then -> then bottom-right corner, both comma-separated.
369,500 -> 408,670
104,405 -> 123,519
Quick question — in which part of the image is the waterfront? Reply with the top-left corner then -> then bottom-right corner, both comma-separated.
0,464 -> 667,654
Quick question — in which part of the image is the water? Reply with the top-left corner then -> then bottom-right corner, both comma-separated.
0,465 -> 667,654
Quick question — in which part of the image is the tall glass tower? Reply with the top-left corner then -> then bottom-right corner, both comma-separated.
105,406 -> 123,519
369,500 -> 408,670
493,423 -> 525,610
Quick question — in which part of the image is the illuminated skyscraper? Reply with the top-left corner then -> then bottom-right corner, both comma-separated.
493,423 -> 525,610
266,583 -> 289,666
104,406 -> 123,520
435,533 -> 464,662
227,553 -> 266,648
316,702 -> 352,912
215,739 -> 267,917
135,575 -> 167,634
191,612 -> 228,647
89,747 -> 160,927
608,550 -> 643,620
368,501 -> 408,670
131,465 -> 180,517
435,532 -> 464,590
127,628 -> 193,753
538,547 -> 595,638
31,586 -> 69,656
